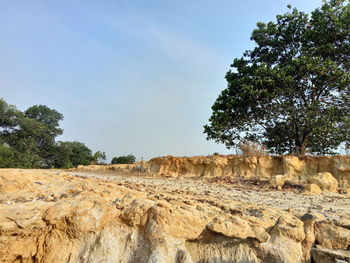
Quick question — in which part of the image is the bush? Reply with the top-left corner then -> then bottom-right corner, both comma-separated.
53,141 -> 93,168
238,140 -> 267,156
111,154 -> 136,164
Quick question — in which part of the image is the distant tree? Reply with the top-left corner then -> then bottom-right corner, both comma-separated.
111,154 -> 136,164
0,98 -> 104,168
54,141 -> 93,168
204,0 -> 350,155
91,151 -> 106,164
24,105 -> 63,166
0,99 -> 64,167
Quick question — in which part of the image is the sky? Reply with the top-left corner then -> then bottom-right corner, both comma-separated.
0,0 -> 323,161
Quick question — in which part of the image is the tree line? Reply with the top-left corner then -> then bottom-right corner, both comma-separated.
0,98 -> 135,168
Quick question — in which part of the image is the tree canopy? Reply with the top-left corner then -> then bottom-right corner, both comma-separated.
204,0 -> 350,155
111,154 -> 136,164
0,99 -> 64,167
92,151 -> 107,165
0,98 -> 105,168
54,141 -> 94,168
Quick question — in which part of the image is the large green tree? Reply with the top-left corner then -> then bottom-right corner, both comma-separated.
0,99 -> 63,167
204,0 -> 350,155
24,105 -> 63,166
0,98 -> 106,168
2,103 -> 64,167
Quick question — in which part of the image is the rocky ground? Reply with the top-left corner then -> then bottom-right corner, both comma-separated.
0,168 -> 350,263
70,170 -> 350,223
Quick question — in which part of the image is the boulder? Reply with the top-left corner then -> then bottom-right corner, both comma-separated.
270,175 -> 286,189
303,183 -> 322,195
263,214 -> 305,263
207,216 -> 256,239
307,172 -> 338,193
270,214 -> 305,242
315,221 -> 350,249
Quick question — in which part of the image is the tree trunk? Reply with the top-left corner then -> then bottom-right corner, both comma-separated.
296,133 -> 309,156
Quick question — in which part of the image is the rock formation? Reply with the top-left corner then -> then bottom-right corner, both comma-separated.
77,155 -> 350,190
1,155 -> 350,262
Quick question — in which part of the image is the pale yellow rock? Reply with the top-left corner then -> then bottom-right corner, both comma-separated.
315,221 -> 350,249
308,172 -> 339,193
251,226 -> 270,243
263,213 -> 305,263
270,174 -> 286,189
344,185 -> 350,194
300,212 -> 325,262
120,198 -> 155,226
0,170 -> 36,193
270,214 -> 305,242
206,216 -> 256,239
303,183 -> 322,195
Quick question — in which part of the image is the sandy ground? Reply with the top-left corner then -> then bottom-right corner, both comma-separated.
64,170 -> 350,223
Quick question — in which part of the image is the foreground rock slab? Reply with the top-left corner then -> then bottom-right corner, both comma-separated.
0,168 -> 350,263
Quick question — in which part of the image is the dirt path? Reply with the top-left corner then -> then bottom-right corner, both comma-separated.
66,171 -> 350,222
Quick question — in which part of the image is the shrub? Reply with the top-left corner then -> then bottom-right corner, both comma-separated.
111,154 -> 136,164
238,140 -> 267,156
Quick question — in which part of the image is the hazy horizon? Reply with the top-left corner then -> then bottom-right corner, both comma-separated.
0,0 -> 322,161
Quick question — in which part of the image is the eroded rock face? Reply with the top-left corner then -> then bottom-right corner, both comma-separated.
77,155 -> 350,189
0,168 -> 349,263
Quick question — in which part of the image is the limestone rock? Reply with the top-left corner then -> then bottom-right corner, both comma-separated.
303,183 -> 322,195
312,247 -> 350,263
308,172 -> 338,193
270,214 -> 305,242
206,216 -> 256,239
300,212 -> 325,262
315,221 -> 350,249
262,214 -> 305,263
120,198 -> 155,226
270,174 -> 286,189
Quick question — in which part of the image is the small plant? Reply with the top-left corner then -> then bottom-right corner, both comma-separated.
238,140 -> 267,156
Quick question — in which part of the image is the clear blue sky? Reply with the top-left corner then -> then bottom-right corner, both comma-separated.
0,0 -> 322,161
